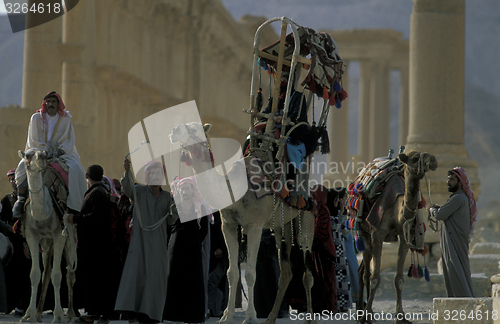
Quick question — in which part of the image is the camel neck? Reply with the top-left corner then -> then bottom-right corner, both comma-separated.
403,171 -> 421,214
27,168 -> 53,221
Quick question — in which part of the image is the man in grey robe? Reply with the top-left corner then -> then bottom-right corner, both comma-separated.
429,167 -> 476,297
115,159 -> 178,323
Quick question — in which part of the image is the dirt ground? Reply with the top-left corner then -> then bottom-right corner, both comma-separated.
0,299 -> 435,324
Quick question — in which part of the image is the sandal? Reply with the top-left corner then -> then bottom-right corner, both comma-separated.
71,315 -> 95,323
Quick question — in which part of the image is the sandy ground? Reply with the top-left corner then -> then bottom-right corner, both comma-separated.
0,267 -> 435,324
0,299 -> 435,324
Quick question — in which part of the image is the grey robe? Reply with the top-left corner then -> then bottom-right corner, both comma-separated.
114,173 -> 178,321
430,190 -> 474,297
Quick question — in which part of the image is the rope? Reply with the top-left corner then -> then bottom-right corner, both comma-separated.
312,97 -> 315,124
272,194 -> 276,236
281,200 -> 284,243
304,210 -> 308,249
425,173 -> 440,233
290,205 -> 294,246
318,99 -> 330,128
298,210 -> 302,249
126,169 -> 171,232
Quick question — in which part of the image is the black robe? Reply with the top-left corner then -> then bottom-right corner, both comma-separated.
163,206 -> 208,323
74,183 -> 120,317
0,192 -> 31,313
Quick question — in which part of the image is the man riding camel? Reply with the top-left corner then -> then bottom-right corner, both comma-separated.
12,91 -> 86,226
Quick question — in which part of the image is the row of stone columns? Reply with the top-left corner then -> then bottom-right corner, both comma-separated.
324,0 -> 478,204
325,52 -> 410,183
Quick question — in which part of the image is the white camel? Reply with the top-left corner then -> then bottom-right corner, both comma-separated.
18,148 -> 76,323
170,122 -> 316,324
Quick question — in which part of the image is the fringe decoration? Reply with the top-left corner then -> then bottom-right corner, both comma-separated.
411,264 -> 419,279
424,266 -> 430,282
338,89 -> 348,101
335,98 -> 342,109
417,264 -> 424,278
318,126 -> 330,154
333,81 -> 342,92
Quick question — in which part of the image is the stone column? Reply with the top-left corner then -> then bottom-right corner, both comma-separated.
61,0 -> 95,163
328,62 -> 349,182
368,59 -> 390,160
399,67 -> 409,147
358,61 -> 372,163
407,0 -> 479,204
22,1 -> 63,109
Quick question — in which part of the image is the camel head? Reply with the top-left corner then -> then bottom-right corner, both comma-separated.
19,149 -> 49,172
169,122 -> 211,147
399,151 -> 438,179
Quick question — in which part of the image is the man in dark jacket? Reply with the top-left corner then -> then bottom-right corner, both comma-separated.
67,164 -> 120,323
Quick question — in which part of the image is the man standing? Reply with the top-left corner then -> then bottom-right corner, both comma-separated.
12,91 -> 86,221
115,160 -> 178,324
67,165 -> 119,323
428,167 -> 476,297
164,177 -> 208,324
0,169 -> 17,222
0,169 -> 30,316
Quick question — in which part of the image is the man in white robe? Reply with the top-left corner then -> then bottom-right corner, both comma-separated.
13,91 -> 86,221
428,167 -> 476,297
115,160 -> 178,323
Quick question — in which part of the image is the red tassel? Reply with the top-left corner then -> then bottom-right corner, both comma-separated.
411,264 -> 419,279
329,92 -> 336,106
338,89 -> 348,101
322,87 -> 329,100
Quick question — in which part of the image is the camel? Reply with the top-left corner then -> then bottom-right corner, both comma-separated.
18,148 -> 77,323
356,151 -> 437,324
169,122 -> 316,324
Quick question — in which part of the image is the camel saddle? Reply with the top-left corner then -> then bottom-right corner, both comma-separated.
244,154 -> 310,210
42,164 -> 68,220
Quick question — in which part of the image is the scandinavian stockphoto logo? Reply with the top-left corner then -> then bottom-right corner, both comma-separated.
3,0 -> 79,33
127,101 -> 248,223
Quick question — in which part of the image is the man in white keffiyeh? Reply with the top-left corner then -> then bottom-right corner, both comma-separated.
428,167 -> 475,297
13,91 -> 86,221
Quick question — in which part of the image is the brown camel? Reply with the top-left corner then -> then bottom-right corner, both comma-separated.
169,122 -> 316,324
356,151 -> 437,324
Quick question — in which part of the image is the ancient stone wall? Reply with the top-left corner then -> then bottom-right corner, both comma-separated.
0,0 -> 277,195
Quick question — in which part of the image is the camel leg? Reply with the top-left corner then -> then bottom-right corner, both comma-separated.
357,260 -> 365,312
262,224 -> 292,324
242,224 -> 263,324
358,234 -> 372,314
360,231 -> 385,324
50,235 -> 67,323
358,251 -> 372,324
64,242 -> 77,322
218,218 -> 239,324
301,212 -> 316,324
22,233 -> 41,323
394,235 -> 411,324
37,240 -> 54,322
